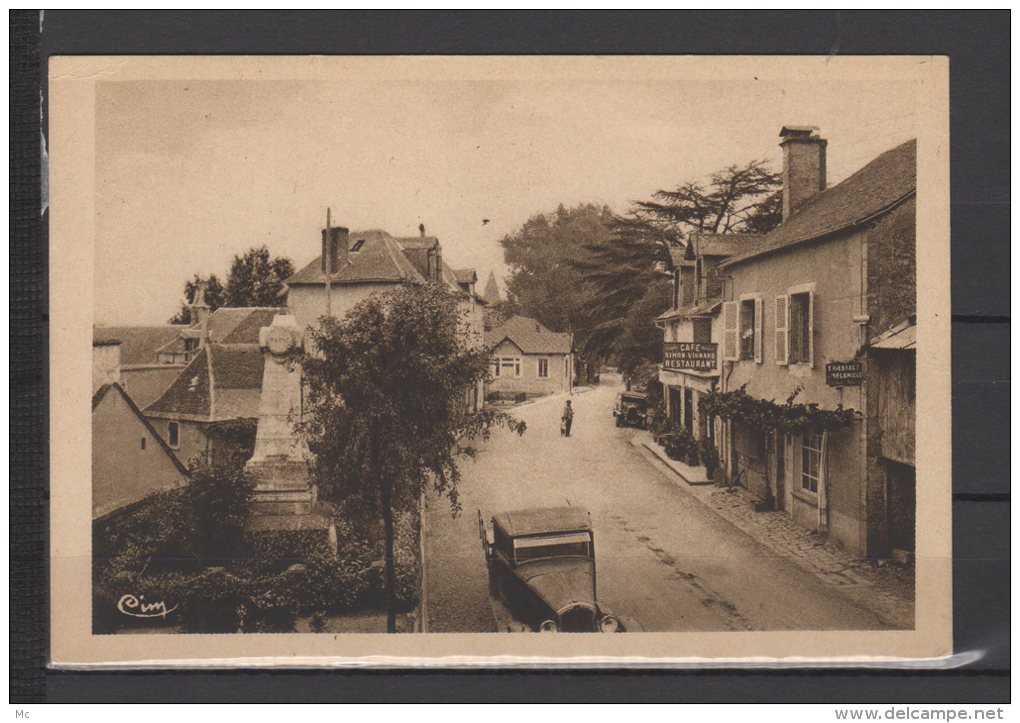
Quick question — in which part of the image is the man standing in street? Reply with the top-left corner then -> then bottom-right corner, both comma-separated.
561,399 -> 574,437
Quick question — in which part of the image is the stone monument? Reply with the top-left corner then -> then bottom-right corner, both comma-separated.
245,314 -> 315,516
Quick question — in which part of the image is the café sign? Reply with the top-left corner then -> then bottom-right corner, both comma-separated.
825,360 -> 864,387
663,342 -> 718,372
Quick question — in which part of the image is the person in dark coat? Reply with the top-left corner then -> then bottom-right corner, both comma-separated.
561,399 -> 574,437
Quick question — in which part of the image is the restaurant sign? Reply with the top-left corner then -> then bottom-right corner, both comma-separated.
663,342 -> 718,372
825,360 -> 864,387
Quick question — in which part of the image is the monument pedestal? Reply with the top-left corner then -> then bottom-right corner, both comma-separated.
244,314 -> 335,553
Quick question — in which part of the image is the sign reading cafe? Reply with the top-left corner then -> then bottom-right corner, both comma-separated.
663,342 -> 718,372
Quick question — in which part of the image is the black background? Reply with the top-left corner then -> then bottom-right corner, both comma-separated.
11,10 -> 1009,703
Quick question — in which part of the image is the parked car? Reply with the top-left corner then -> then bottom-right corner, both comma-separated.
477,505 -> 627,633
613,391 -> 648,428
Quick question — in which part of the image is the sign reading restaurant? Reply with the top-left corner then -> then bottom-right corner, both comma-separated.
826,360 -> 864,387
663,342 -> 718,372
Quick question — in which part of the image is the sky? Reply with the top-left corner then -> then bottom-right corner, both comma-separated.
94,62 -> 920,325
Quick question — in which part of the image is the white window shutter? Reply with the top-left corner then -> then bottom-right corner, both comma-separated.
722,301 -> 738,361
754,296 -> 764,364
775,295 -> 789,366
807,290 -> 815,368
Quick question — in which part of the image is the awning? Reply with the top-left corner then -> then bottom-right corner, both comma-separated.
870,320 -> 916,350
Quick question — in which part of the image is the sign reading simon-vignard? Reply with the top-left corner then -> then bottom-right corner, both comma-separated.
826,360 -> 864,386
663,342 -> 718,372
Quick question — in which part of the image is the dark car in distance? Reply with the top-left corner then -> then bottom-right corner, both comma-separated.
478,505 -> 626,633
613,391 -> 648,428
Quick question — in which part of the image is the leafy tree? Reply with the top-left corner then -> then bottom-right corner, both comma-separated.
299,281 -> 526,632
499,204 -> 610,337
168,246 -> 293,324
572,160 -> 783,371
169,274 -> 226,324
224,245 -> 294,308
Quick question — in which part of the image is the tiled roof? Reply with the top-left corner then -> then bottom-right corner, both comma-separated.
220,308 -> 283,343
686,233 -> 764,260
453,268 -> 477,285
667,246 -> 694,269
144,343 -> 264,422
720,139 -> 916,268
285,230 -> 425,286
484,315 -> 572,355
93,325 -> 185,365
870,318 -> 916,350
655,299 -> 722,322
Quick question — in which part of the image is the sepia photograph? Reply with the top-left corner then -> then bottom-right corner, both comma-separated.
47,55 -> 951,665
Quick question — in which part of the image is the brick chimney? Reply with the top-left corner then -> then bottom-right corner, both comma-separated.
321,226 -> 350,275
780,126 -> 827,220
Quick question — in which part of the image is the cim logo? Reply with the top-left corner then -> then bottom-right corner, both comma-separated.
117,593 -> 178,619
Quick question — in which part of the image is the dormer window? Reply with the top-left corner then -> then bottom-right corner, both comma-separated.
350,238 -> 366,253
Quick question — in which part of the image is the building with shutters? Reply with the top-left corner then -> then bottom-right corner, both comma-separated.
659,126 -> 917,560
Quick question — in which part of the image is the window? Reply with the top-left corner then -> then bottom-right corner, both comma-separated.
789,292 -> 813,365
735,296 -> 763,362
491,358 -> 500,377
140,437 -> 146,450
538,358 -> 549,378
497,357 -> 521,377
350,238 -> 366,252
693,317 -> 712,344
801,432 -> 822,493
168,421 -> 180,449
514,532 -> 592,562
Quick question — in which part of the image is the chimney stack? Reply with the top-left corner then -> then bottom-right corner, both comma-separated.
779,126 -> 827,220
419,223 -> 426,238
321,226 -> 350,276
92,339 -> 121,393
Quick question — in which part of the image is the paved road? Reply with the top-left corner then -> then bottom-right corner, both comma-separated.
424,375 -> 890,633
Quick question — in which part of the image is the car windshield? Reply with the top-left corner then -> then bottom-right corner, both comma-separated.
514,532 -> 592,561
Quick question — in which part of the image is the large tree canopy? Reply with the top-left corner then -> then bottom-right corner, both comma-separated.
300,281 -> 525,631
168,246 -> 293,324
499,162 -> 782,383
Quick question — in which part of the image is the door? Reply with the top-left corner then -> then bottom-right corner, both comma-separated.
885,460 -> 916,553
668,387 -> 681,424
683,389 -> 694,431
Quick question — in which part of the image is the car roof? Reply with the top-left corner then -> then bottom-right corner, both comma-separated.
619,391 -> 647,398
492,506 -> 592,537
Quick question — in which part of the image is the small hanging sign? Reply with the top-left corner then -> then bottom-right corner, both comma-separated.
826,360 -> 864,386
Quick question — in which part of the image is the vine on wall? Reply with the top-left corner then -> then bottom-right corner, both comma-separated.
698,384 -> 858,434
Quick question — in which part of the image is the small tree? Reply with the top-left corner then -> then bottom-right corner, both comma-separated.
300,282 -> 526,632
224,246 -> 294,308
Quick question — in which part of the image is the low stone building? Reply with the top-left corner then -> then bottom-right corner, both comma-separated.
484,315 -> 573,399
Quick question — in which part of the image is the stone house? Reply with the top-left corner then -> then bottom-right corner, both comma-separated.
708,127 -> 916,559
142,306 -> 280,468
656,234 -> 762,438
91,340 -> 188,521
282,223 -> 487,410
484,315 -> 573,399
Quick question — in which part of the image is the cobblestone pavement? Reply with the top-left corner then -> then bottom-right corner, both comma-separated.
636,436 -> 915,630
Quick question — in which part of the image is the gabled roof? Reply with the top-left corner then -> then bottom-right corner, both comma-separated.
144,343 -> 265,422
454,268 -> 477,285
666,246 -> 694,270
484,315 -> 572,355
285,230 -> 425,286
720,139 -> 916,268
685,233 -> 764,260
93,325 -> 185,365
155,307 -> 283,356
92,382 -> 188,476
482,271 -> 502,304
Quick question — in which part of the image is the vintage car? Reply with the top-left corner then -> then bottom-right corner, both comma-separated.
477,505 -> 626,633
612,391 -> 649,428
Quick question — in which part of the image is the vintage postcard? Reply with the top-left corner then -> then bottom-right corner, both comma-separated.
49,55 -> 951,667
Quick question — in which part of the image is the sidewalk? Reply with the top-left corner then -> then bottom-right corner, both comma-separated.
632,430 -> 915,630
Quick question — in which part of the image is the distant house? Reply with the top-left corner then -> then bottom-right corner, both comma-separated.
484,315 -> 573,399
92,324 -> 188,408
91,340 -> 187,521
143,306 -> 279,467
